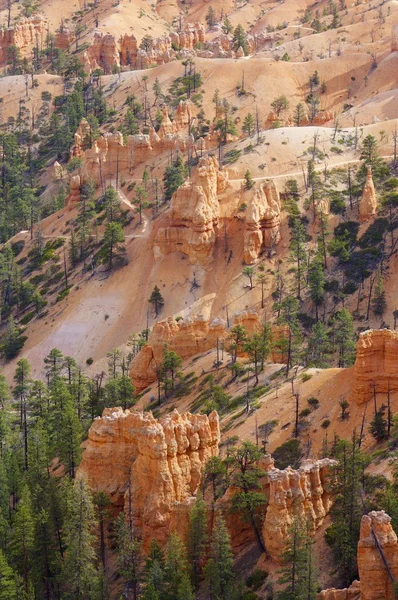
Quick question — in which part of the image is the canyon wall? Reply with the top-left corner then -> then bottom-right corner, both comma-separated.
78,408 -> 220,547
351,329 -> 398,404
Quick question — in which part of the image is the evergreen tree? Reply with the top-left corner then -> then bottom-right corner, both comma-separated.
227,441 -> 267,554
204,515 -> 234,600
57,393 -> 83,478
289,218 -> 307,300
62,478 -> 99,599
222,17 -> 233,34
102,222 -> 126,268
164,533 -> 191,600
163,156 -> 187,202
11,484 -> 34,593
115,513 -> 143,600
149,285 -> 164,317
372,272 -> 386,315
233,25 -> 249,55
333,308 -> 356,367
271,95 -> 289,117
293,102 -> 305,126
242,113 -> 255,136
187,495 -> 207,590
0,549 -> 17,600
2,317 -> 25,360
244,169 -> 254,190
308,253 -> 325,321
369,404 -> 388,442
205,6 -> 216,27
144,539 -> 166,596
306,321 -> 331,367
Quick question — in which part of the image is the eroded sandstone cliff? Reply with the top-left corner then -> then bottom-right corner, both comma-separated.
351,329 -> 398,404
78,408 -> 220,546
244,180 -> 282,264
0,16 -> 48,64
154,155 -> 229,264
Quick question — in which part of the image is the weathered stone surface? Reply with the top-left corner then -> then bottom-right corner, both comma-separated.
0,16 -> 48,63
70,104 -> 195,180
154,155 -> 229,264
317,581 -> 361,599
358,511 -> 398,600
130,315 -> 227,392
359,166 -> 377,222
66,175 -> 81,209
78,408 -> 220,547
351,329 -> 398,404
54,27 -> 75,51
244,180 -> 281,264
262,457 -> 336,561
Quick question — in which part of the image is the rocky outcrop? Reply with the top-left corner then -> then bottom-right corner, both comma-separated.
320,511 -> 398,599
54,27 -> 75,51
66,175 -> 81,209
216,455 -> 336,559
359,166 -> 377,222
244,181 -> 282,264
0,16 -> 48,63
130,315 -> 227,392
318,582 -> 361,599
392,25 -> 398,52
78,408 -> 220,547
262,457 -> 336,561
358,511 -> 398,600
154,155 -> 229,264
71,103 -> 195,181
351,329 -> 398,404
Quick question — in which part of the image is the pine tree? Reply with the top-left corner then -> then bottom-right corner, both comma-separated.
57,393 -> 83,478
308,254 -> 325,321
104,186 -> 121,223
0,549 -> 17,600
307,321 -> 331,367
164,533 -> 191,600
62,478 -> 99,599
242,113 -> 255,137
163,156 -> 187,201
228,441 -> 267,554
244,169 -> 253,190
222,17 -> 233,34
187,495 -> 207,590
149,285 -> 164,317
204,515 -> 234,600
294,102 -> 305,126
115,513 -> 143,600
372,272 -> 386,315
333,308 -> 356,367
233,24 -> 249,55
3,316 -> 25,360
205,6 -> 216,27
369,404 -> 388,442
12,484 -> 34,593
271,95 -> 289,117
289,217 -> 307,300
102,222 -> 126,268
144,539 -> 166,596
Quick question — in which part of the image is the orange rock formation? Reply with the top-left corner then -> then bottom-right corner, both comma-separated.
359,166 -> 377,222
351,329 -> 398,404
320,511 -> 398,599
130,315 -> 227,392
154,155 -> 229,264
0,16 -> 48,64
217,455 -> 337,559
78,408 -> 220,546
244,180 -> 282,264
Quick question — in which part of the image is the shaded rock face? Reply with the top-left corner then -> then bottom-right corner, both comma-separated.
358,511 -> 398,600
154,155 -> 229,265
216,456 -> 337,560
129,315 -> 227,392
359,166 -> 377,222
244,180 -> 282,264
0,16 -> 48,63
78,408 -> 220,547
66,175 -> 81,209
351,329 -> 398,404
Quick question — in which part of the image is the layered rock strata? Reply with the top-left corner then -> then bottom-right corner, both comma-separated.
359,166 -> 377,222
154,155 -> 229,264
244,180 -> 282,264
78,408 -> 220,547
351,329 -> 398,404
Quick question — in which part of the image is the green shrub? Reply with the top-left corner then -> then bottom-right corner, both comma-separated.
56,288 -> 70,302
246,569 -> 269,590
272,439 -> 302,470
